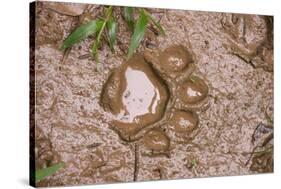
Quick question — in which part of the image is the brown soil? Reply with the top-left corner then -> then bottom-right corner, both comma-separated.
32,1 -> 273,187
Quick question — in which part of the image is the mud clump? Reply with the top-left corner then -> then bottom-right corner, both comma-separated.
169,110 -> 199,134
101,54 -> 169,141
177,76 -> 209,105
144,45 -> 195,80
142,129 -> 170,152
159,45 -> 193,73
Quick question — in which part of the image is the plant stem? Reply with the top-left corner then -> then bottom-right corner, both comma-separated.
141,8 -> 165,35
93,6 -> 113,63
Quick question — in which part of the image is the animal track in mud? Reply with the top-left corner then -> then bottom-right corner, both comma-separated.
101,44 -> 210,143
100,44 -> 210,180
221,14 -> 273,72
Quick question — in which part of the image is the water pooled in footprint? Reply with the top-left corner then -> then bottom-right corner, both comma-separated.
101,54 -> 169,140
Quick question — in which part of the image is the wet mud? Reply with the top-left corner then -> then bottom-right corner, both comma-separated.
32,1 -> 274,187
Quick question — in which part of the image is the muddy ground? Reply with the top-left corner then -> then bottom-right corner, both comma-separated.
32,1 -> 274,187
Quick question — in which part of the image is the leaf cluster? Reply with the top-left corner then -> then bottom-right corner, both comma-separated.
61,6 -> 165,63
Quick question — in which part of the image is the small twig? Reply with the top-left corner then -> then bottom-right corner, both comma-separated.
78,54 -> 91,59
93,161 -> 107,169
60,47 -> 72,65
117,40 -> 128,54
262,133 -> 273,146
245,145 -> 273,166
251,122 -> 272,144
264,105 -> 273,126
86,142 -> 102,149
245,145 -> 256,166
148,25 -> 160,36
71,142 -> 102,151
232,52 -> 256,68
251,122 -> 263,143
142,150 -> 171,158
133,143 -> 139,181
148,10 -> 165,14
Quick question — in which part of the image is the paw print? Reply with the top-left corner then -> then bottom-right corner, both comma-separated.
101,45 -> 210,150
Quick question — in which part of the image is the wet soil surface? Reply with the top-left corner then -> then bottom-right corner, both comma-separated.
33,1 -> 273,187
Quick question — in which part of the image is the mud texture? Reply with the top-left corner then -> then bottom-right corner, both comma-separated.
32,1 -> 273,187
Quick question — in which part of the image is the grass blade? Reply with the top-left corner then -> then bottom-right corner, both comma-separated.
60,20 -> 103,50
127,10 -> 148,59
35,163 -> 64,183
92,6 -> 113,63
123,7 -> 134,31
107,18 -> 117,51
143,9 -> 165,35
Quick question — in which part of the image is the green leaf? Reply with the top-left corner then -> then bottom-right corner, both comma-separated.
143,9 -> 165,35
35,163 -> 64,183
60,20 -> 103,50
127,10 -> 148,59
123,7 -> 134,31
107,18 -> 117,51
